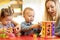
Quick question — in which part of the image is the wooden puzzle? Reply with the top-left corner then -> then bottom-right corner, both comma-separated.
41,21 -> 55,38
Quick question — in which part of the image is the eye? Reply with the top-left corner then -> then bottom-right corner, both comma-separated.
47,8 -> 49,11
29,15 -> 31,17
6,20 -> 9,21
33,16 -> 34,18
47,8 -> 49,9
51,6 -> 54,8
17,28 -> 19,30
51,5 -> 54,8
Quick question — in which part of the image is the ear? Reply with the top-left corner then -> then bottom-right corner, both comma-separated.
23,15 -> 25,17
23,15 -> 25,18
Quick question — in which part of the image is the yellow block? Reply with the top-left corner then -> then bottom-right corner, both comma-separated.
41,22 -> 46,37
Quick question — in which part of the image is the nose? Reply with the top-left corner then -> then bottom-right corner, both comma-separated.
31,17 -> 34,21
8,21 -> 11,24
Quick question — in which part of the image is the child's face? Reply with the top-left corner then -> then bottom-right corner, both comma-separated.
46,1 -> 56,17
2,16 -> 12,25
24,10 -> 34,23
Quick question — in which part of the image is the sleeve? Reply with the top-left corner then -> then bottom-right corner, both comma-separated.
21,23 -> 31,31
11,23 -> 15,28
0,24 -> 3,28
55,20 -> 60,33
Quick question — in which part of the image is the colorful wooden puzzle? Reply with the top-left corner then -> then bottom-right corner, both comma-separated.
41,21 -> 56,38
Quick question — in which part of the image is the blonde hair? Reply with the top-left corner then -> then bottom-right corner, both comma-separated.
55,0 -> 60,26
44,0 -> 58,21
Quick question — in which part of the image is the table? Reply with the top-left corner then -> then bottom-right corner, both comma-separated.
0,36 -> 60,40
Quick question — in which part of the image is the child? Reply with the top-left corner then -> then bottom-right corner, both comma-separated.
0,8 -> 20,37
21,7 -> 41,36
0,15 -> 15,37
1,8 -> 20,28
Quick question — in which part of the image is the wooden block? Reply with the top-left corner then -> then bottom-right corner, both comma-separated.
41,22 -> 46,37
45,21 -> 52,37
52,22 -> 55,36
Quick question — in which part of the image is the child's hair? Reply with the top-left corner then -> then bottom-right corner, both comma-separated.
23,7 -> 34,16
1,8 -> 12,18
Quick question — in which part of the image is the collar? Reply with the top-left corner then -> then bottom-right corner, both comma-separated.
24,22 -> 32,26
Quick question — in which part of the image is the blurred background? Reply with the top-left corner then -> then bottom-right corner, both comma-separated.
0,0 -> 60,24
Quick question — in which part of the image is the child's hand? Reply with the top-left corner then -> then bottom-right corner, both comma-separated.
38,22 -> 42,27
31,22 -> 41,28
0,28 -> 4,33
6,27 -> 13,34
31,24 -> 40,28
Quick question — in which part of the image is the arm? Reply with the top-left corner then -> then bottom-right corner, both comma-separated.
31,24 -> 41,28
55,19 -> 60,33
0,23 -> 2,28
21,23 -> 31,31
55,19 -> 60,36
0,24 -> 5,33
21,23 -> 41,32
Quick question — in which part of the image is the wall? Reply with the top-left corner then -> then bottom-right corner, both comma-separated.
23,0 -> 45,24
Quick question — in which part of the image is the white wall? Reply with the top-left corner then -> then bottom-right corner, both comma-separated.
13,0 -> 45,24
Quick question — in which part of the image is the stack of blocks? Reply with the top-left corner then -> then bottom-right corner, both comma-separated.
41,21 -> 55,38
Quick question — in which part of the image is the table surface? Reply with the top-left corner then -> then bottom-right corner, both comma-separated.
0,36 -> 60,40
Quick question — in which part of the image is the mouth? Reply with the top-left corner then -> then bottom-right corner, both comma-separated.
29,20 -> 33,22
52,13 -> 56,16
49,12 -> 56,16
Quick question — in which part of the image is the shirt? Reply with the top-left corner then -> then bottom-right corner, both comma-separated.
0,23 -> 14,28
21,22 -> 33,35
21,21 -> 42,35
